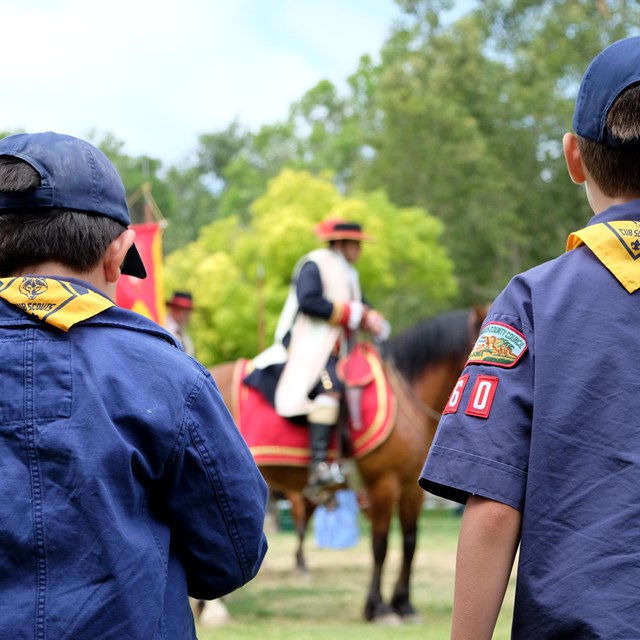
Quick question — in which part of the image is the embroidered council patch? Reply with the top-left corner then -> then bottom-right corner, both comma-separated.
467,321 -> 527,368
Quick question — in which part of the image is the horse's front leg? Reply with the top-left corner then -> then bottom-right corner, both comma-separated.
390,521 -> 418,619
390,489 -> 422,620
363,485 -> 402,625
364,531 -> 398,622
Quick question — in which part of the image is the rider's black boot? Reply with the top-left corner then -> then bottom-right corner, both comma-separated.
306,422 -> 344,493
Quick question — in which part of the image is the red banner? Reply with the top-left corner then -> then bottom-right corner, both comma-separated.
115,222 -> 165,324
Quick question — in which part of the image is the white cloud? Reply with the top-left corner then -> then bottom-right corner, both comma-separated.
0,0 -> 399,165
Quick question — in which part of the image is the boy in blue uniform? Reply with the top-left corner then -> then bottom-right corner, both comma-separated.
0,132 -> 268,639
420,37 -> 640,639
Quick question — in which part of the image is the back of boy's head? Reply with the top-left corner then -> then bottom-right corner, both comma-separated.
573,36 -> 640,197
0,132 -> 146,278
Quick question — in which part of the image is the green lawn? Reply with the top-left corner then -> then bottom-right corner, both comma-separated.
196,508 -> 516,639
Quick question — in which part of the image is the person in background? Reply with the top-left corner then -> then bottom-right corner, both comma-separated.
419,37 -> 640,639
246,218 -> 390,495
0,131 -> 268,639
165,290 -> 195,356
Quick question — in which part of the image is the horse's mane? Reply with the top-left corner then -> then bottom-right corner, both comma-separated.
381,309 -> 472,383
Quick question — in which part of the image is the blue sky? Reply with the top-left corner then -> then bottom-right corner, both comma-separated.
2,0 -> 402,166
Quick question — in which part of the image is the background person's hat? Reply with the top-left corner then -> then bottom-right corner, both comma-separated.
573,36 -> 640,147
314,218 -> 373,242
0,131 -> 147,278
166,291 -> 194,309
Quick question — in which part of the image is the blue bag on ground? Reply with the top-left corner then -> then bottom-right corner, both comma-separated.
314,489 -> 360,549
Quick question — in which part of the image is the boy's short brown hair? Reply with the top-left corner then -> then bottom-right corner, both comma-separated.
0,158 -> 126,276
0,132 -> 146,278
578,84 -> 640,198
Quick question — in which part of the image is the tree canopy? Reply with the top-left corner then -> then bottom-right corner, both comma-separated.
160,1 -> 640,314
163,169 -> 457,366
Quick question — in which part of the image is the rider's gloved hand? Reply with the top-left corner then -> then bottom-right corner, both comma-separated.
362,309 -> 391,341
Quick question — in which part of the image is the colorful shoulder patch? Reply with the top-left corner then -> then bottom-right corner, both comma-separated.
467,321 -> 527,368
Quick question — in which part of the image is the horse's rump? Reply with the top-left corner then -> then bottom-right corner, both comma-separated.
231,344 -> 396,467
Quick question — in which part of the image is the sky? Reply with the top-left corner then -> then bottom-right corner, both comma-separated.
2,0 -> 403,167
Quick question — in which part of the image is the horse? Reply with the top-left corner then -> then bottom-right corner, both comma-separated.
209,307 -> 486,624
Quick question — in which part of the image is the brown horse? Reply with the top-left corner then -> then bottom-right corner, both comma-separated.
210,307 -> 486,624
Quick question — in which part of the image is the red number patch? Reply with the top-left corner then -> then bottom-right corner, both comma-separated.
465,375 -> 499,419
443,375 -> 469,415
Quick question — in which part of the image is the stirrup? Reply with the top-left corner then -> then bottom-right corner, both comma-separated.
303,462 -> 346,504
309,461 -> 345,486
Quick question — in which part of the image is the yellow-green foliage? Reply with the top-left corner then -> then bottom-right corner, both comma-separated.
164,169 -> 457,366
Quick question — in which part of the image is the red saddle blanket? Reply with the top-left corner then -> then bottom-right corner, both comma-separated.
231,344 -> 397,466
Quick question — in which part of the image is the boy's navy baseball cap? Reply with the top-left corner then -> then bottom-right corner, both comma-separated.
0,131 -> 146,278
573,36 -> 640,147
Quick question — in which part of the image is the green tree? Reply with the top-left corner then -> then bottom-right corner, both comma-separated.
161,163 -> 217,254
355,15 -> 517,300
177,66 -> 386,236
164,169 -> 457,366
84,132 -> 180,247
345,0 -> 640,301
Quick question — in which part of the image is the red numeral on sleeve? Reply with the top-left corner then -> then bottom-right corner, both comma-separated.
465,375 -> 499,419
443,375 -> 469,415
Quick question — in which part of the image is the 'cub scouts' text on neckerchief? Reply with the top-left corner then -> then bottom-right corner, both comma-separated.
566,220 -> 640,293
0,276 -> 113,331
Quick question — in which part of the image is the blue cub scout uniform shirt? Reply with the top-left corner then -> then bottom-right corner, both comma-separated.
0,279 -> 268,640
420,201 -> 640,639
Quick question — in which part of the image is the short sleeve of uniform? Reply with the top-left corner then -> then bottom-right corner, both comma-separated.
419,280 -> 533,511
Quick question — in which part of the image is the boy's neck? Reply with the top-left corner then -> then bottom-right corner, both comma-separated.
586,181 -> 640,215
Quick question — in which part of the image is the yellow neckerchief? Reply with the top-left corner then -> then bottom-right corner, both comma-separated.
566,220 -> 640,293
0,276 -> 113,331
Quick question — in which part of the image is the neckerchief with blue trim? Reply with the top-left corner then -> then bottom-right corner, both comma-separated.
567,220 -> 640,293
0,276 -> 113,331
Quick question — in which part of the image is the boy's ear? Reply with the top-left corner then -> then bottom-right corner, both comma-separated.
563,133 -> 587,184
104,229 -> 136,284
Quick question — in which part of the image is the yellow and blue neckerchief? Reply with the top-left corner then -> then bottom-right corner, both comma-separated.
0,276 -> 113,331
567,220 -> 640,293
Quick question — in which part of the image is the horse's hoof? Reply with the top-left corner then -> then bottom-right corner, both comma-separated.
302,485 -> 331,505
294,567 -> 312,582
392,601 -> 420,622
373,612 -> 403,627
199,599 -> 231,628
401,612 -> 422,624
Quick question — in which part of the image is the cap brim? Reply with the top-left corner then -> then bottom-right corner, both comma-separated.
317,232 -> 373,242
167,301 -> 193,309
121,243 -> 147,279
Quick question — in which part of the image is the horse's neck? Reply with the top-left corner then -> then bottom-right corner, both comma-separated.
384,360 -> 442,425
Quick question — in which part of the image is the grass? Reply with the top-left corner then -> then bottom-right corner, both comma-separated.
196,507 -> 516,639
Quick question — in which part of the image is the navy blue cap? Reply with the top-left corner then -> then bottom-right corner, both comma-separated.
573,36 -> 640,147
0,131 -> 146,278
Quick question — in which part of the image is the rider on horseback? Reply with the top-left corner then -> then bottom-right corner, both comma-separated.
245,218 -> 390,495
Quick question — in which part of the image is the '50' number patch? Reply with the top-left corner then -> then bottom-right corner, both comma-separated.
443,374 -> 499,419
